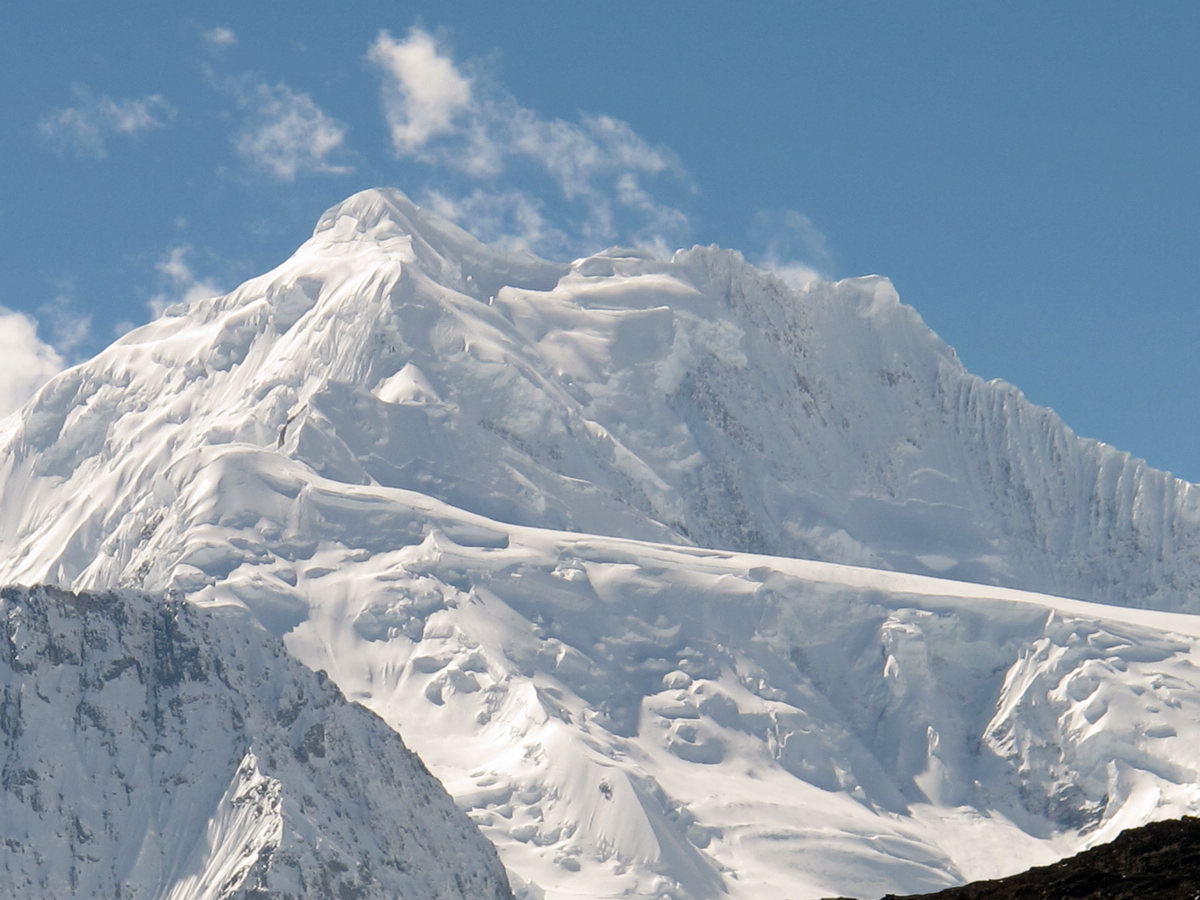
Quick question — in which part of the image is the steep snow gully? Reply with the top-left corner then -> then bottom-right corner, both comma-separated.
2,188 -> 1200,898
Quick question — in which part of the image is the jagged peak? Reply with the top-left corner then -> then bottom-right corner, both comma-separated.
312,188 -> 565,301
314,188 -> 438,240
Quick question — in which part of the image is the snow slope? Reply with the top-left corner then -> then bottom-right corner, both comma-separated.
2,188 -> 1200,897
1,189 -> 1197,610
0,584 -> 513,899
175,479 -> 1200,897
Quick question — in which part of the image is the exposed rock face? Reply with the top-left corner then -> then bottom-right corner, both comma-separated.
0,585 -> 513,900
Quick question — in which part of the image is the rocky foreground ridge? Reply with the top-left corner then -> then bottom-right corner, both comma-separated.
856,816 -> 1200,899
0,585 -> 513,899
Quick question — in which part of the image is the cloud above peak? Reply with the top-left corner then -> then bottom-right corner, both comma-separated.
368,29 -> 473,154
38,86 -> 175,158
366,26 -> 690,257
751,208 -> 836,289
227,77 -> 352,181
148,245 -> 226,317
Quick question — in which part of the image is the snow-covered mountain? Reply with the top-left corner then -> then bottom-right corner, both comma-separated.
0,584 -> 513,899
3,187 -> 1200,898
3,189 -> 1198,611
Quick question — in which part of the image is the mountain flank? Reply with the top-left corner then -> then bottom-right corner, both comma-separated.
0,585 -> 513,900
4,188 -> 1200,897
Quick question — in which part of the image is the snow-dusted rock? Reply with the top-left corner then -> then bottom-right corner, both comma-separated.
0,585 -> 513,899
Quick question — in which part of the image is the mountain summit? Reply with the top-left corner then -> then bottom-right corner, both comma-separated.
3,188 -> 1196,609
4,188 -> 1200,898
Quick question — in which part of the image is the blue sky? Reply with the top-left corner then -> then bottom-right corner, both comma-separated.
4,3 -> 1198,480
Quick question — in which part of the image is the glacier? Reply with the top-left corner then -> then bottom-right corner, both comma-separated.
2,187 -> 1200,898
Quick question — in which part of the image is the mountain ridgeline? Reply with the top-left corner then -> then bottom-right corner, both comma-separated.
0,188 -> 1196,610
3,188 -> 1200,899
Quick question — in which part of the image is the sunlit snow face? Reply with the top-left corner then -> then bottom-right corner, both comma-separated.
5,186 -> 1200,900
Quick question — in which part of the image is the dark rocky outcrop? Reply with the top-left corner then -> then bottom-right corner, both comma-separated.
837,816 -> 1200,900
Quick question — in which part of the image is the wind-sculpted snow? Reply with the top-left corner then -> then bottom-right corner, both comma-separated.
0,188 -> 1197,610
2,188 -> 1200,897
273,504 -> 1200,897
0,585 -> 514,899
16,470 -> 1197,899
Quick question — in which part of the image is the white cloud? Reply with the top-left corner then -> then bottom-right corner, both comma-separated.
0,308 -> 64,419
614,173 -> 691,257
231,79 -> 351,181
422,187 -> 564,254
751,209 -> 835,289
38,86 -> 175,158
202,26 -> 237,49
149,245 -> 224,316
766,262 -> 825,292
39,303 -> 91,357
367,27 -> 690,256
515,114 -> 676,200
368,29 -> 473,154
35,276 -> 92,359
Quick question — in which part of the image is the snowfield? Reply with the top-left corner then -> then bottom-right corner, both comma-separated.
284,499 -> 1200,898
2,188 -> 1200,898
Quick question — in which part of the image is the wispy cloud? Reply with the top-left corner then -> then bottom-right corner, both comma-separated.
367,27 -> 691,257
229,78 -> 352,181
37,276 -> 92,359
148,245 -> 225,317
422,187 -> 563,254
751,209 -> 835,289
38,85 -> 175,158
0,308 -> 64,418
202,26 -> 237,50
